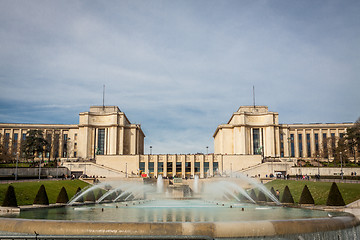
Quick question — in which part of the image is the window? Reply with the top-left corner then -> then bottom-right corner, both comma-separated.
280,134 -> 284,157
204,162 -> 209,174
74,142 -> 77,150
306,134 -> 311,157
148,162 -> 154,173
139,162 -> 145,172
22,133 -> 26,140
213,162 -> 219,172
167,162 -> 173,173
97,129 -> 105,155
298,134 -> 303,158
194,162 -> 200,173
63,134 -> 68,158
5,133 -> 10,149
323,133 -> 328,158
185,162 -> 191,173
158,162 -> 163,173
74,133 -> 78,140
74,151 -> 77,158
176,162 -> 182,173
253,128 -> 261,155
315,134 -> 319,154
13,133 -> 18,153
54,134 -> 60,158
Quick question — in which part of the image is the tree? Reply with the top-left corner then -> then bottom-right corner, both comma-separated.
20,130 -> 48,162
0,133 -> 14,163
333,138 -> 349,166
346,117 -> 360,163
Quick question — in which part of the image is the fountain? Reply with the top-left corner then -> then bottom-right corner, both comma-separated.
0,173 -> 359,239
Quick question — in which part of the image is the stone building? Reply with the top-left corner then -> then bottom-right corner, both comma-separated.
0,106 -> 145,160
213,106 -> 354,160
0,105 -> 357,179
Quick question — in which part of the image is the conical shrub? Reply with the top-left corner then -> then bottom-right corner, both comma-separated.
270,187 -> 277,200
250,189 -> 257,202
299,185 -> 314,205
96,189 -> 104,200
326,182 -> 345,206
56,187 -> 69,204
257,191 -> 267,202
2,185 -> 18,207
85,190 -> 96,202
281,186 -> 294,204
75,187 -> 84,202
33,185 -> 49,205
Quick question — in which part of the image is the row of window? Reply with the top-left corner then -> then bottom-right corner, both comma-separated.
280,132 -> 342,158
139,162 -> 219,174
1,131 -> 77,159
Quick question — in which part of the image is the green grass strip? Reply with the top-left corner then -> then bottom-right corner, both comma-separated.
265,180 -> 360,205
0,180 -> 89,206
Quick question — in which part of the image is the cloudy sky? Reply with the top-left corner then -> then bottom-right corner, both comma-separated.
0,0 -> 359,154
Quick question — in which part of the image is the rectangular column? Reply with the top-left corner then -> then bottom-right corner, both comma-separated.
294,129 -> 299,157
311,129 -> 315,158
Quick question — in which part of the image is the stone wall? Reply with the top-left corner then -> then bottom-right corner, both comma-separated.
0,167 -> 69,178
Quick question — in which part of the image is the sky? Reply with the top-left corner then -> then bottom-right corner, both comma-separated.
0,0 -> 359,154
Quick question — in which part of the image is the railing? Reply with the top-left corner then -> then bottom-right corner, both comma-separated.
0,235 -> 214,240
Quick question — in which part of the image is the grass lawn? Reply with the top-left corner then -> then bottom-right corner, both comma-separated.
0,180 -> 89,206
265,180 -> 360,205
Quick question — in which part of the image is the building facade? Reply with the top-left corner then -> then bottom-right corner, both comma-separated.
1,105 -> 357,179
213,106 -> 355,160
0,106 -> 145,160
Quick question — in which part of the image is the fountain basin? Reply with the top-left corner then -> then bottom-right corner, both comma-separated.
0,200 -> 359,238
0,215 -> 358,238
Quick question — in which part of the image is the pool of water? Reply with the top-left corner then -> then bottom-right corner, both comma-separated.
12,199 -> 347,223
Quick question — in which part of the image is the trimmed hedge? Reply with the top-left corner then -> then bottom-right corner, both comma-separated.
299,185 -> 314,205
33,185 -> 49,205
96,189 -> 104,200
281,186 -> 294,204
56,187 -> 69,204
85,190 -> 96,202
257,191 -> 267,202
326,182 -> 345,206
75,187 -> 84,202
270,187 -> 277,199
2,185 -> 18,207
250,189 -> 257,202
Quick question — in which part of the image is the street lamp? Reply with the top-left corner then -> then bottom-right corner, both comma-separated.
340,151 -> 343,180
15,153 -> 19,181
150,146 -> 152,155
206,146 -> 209,155
126,163 -> 128,178
317,154 -> 320,177
288,135 -> 292,162
66,137 -> 71,162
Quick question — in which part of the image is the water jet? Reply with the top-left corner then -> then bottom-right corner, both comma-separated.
0,173 -> 359,239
